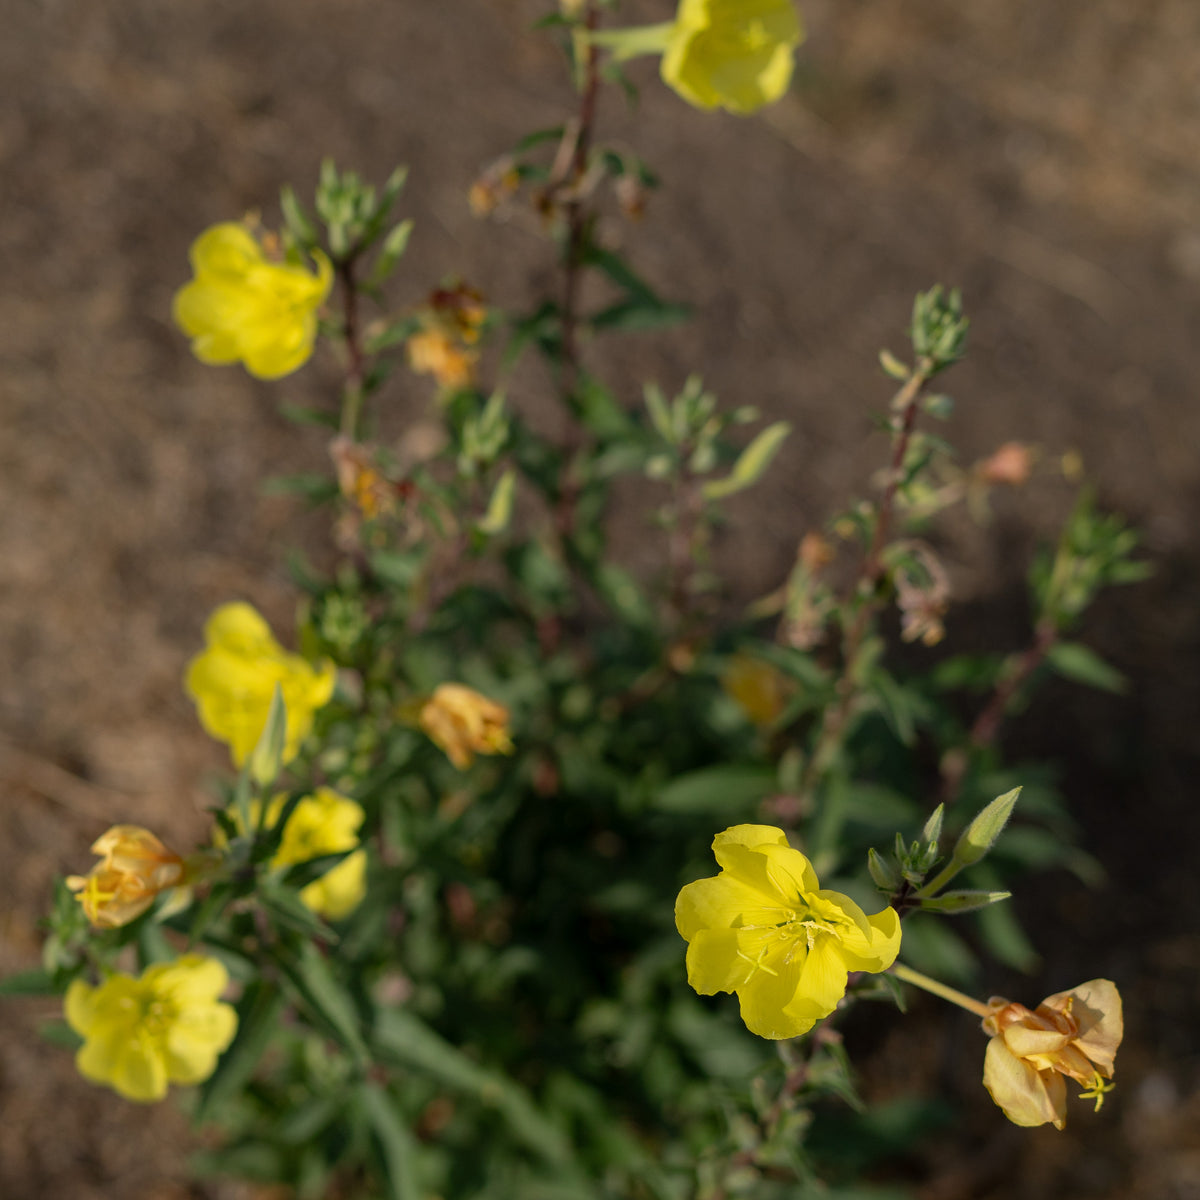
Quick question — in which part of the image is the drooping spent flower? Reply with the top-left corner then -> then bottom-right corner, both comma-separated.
676,824 -> 901,1039
64,955 -> 237,1103
172,221 -> 332,379
419,683 -> 513,770
593,0 -> 804,116
66,826 -> 187,928
407,283 -> 488,391
185,601 -> 336,771
982,979 -> 1123,1129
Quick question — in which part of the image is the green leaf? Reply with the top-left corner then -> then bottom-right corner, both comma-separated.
195,980 -> 286,1124
358,1082 -> 422,1200
371,1010 -> 575,1170
0,967 -> 57,997
247,685 -> 287,787
365,218 -> 415,290
701,421 -> 791,500
919,889 -> 1011,914
261,473 -> 341,505
274,939 -> 367,1063
1046,641 -> 1127,694
652,765 -> 776,815
477,469 -> 516,536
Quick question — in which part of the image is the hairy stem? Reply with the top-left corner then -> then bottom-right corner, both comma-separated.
891,961 -> 992,1018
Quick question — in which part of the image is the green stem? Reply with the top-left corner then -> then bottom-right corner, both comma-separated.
890,961 -> 992,1018
587,22 -> 675,61
914,858 -> 963,899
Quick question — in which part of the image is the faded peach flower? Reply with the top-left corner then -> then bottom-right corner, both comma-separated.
408,327 -> 477,390
982,979 -> 1123,1129
977,441 -> 1035,487
419,684 -> 513,770
67,826 -> 187,929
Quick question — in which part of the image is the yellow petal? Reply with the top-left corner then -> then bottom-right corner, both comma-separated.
164,1005 -> 238,1084
983,1036 -> 1067,1128
1002,1024 -> 1073,1059
146,954 -> 229,1005
675,872 -> 783,940
64,979 -> 97,1036
790,933 -> 849,1018
684,928 -> 755,995
1043,978 -> 1123,1077
108,1037 -> 170,1103
736,951 -> 814,1039
834,904 -> 902,972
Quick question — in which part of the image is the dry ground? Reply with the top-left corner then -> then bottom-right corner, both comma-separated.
2,1 -> 1199,1197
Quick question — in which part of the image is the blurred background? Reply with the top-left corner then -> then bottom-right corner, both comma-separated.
2,1 -> 1198,1196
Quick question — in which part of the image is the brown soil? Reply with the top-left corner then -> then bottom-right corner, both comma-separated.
3,1 -> 1199,1197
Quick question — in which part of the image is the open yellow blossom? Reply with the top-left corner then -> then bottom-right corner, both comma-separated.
252,788 -> 368,920
66,826 -> 186,929
173,222 -> 332,379
721,653 -> 789,726
185,602 -> 336,771
419,683 -> 513,770
594,0 -> 803,115
982,979 -> 1123,1129
65,955 -> 237,1103
676,825 -> 901,1039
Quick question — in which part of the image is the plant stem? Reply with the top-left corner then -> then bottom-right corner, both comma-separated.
939,618 -> 1058,803
799,362 -> 933,816
890,961 -> 992,1018
338,255 -> 366,440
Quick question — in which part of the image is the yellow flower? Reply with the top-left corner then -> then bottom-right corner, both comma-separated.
419,683 -> 514,770
721,653 -> 789,726
257,788 -> 367,920
64,955 -> 237,1103
173,222 -> 332,379
66,826 -> 187,929
675,824 -> 901,1039
185,602 -> 336,771
594,0 -> 803,115
982,979 -> 1123,1129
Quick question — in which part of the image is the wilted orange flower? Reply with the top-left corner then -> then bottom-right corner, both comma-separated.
419,683 -> 513,770
982,978 -> 1123,1129
408,327 -> 477,390
977,441 -> 1035,487
330,436 -> 401,521
67,826 -> 186,928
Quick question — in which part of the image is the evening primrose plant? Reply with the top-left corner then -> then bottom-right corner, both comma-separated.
5,2 -> 1148,1197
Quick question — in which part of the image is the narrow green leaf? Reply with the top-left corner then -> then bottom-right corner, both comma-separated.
477,469 -> 516,535
0,966 -> 57,997
359,1082 -> 421,1200
701,421 -> 791,500
275,940 -> 367,1063
1046,641 -> 1127,694
652,765 -> 776,815
919,889 -> 1011,914
195,980 -> 286,1124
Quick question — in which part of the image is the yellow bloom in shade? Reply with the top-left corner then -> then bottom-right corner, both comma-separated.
64,955 -> 237,1103
594,0 -> 803,115
419,683 -> 514,770
982,979 -> 1123,1130
676,825 -> 901,1039
185,602 -> 337,771
66,826 -> 186,928
721,653 -> 789,727
173,222 -> 332,379
257,788 -> 367,920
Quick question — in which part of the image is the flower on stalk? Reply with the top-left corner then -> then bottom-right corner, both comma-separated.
982,979 -> 1123,1129
64,955 -> 237,1103
594,0 -> 803,116
676,824 -> 901,1039
66,825 -> 187,928
254,788 -> 368,920
185,601 -> 336,772
419,683 -> 513,770
172,221 -> 332,379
